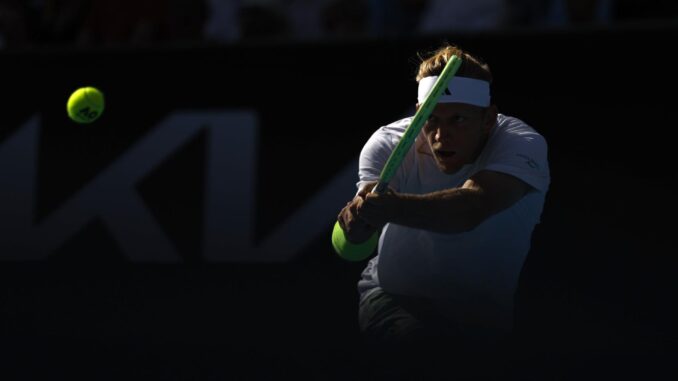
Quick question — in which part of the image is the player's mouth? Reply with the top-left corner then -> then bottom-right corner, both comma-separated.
435,149 -> 457,159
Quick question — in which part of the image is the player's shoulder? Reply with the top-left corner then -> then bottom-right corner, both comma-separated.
367,116 -> 412,146
495,114 -> 543,138
378,116 -> 412,136
493,114 -> 547,146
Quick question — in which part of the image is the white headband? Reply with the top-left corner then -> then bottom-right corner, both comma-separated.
417,76 -> 491,107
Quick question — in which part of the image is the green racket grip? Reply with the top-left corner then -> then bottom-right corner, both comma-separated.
373,55 -> 462,195
331,221 -> 378,262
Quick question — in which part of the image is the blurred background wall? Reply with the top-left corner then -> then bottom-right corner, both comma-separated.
1,1 -> 677,379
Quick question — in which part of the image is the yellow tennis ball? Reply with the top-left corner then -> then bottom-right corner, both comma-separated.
67,86 -> 105,123
331,221 -> 378,262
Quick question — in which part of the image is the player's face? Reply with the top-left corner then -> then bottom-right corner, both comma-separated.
421,102 -> 496,174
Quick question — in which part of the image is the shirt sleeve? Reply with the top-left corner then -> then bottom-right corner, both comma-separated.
356,128 -> 401,194
480,124 -> 550,193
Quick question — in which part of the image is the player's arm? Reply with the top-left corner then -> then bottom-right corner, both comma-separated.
358,170 -> 531,233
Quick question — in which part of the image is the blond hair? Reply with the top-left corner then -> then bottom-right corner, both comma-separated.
416,44 -> 493,83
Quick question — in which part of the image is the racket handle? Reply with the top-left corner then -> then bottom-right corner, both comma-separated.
372,181 -> 389,195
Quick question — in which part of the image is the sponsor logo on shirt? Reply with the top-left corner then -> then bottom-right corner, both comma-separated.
517,154 -> 539,169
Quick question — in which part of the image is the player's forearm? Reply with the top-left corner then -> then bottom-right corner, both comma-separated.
390,188 -> 486,233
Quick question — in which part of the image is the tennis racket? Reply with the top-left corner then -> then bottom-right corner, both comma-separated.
372,54 -> 462,194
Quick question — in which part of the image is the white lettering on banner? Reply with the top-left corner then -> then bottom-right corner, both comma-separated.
0,113 -> 357,262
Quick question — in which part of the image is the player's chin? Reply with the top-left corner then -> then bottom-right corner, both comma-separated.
435,157 -> 464,174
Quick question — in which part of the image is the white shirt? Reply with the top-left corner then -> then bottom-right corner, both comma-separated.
356,113 -> 550,328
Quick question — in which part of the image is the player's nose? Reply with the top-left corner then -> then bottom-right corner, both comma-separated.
435,126 -> 454,141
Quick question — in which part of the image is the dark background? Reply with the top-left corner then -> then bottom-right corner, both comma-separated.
1,7 -> 678,380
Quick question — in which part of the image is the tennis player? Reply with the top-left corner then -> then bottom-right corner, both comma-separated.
336,43 -> 550,348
